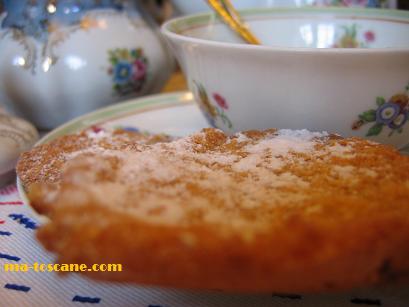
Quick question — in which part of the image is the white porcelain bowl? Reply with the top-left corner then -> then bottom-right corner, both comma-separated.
171,0 -> 299,15
162,7 -> 409,150
171,0 -> 393,15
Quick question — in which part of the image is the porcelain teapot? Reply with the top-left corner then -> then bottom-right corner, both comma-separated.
0,0 -> 174,129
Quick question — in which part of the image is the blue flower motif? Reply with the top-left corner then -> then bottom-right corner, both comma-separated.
388,112 -> 408,130
114,61 -> 132,85
121,126 -> 139,132
376,102 -> 400,124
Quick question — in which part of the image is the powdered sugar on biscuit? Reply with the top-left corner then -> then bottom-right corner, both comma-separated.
35,128 -> 387,229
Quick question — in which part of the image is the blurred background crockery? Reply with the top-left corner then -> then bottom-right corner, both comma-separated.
0,0 -> 174,129
0,0 -> 405,132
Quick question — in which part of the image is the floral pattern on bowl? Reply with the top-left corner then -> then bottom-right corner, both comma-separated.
193,81 -> 233,129
107,48 -> 148,97
352,83 -> 409,137
333,24 -> 375,48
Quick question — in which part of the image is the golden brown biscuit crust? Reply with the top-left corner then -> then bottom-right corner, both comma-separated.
17,128 -> 171,189
29,128 -> 409,292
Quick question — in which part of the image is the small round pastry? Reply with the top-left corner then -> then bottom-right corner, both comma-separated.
27,128 -> 409,293
0,113 -> 38,186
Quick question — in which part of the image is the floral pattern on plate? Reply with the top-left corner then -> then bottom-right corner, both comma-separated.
333,24 -> 375,48
108,48 -> 148,97
91,124 -> 145,134
352,83 -> 409,137
315,0 -> 387,7
194,81 -> 233,129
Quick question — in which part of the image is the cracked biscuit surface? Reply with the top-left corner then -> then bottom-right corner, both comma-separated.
24,128 -> 409,292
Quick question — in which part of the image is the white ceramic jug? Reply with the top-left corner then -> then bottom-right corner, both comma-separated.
0,0 -> 174,129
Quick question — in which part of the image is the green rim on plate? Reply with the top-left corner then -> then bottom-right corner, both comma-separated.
38,91 -> 194,144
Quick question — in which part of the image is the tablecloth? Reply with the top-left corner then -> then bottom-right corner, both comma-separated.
1,181 -> 409,307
